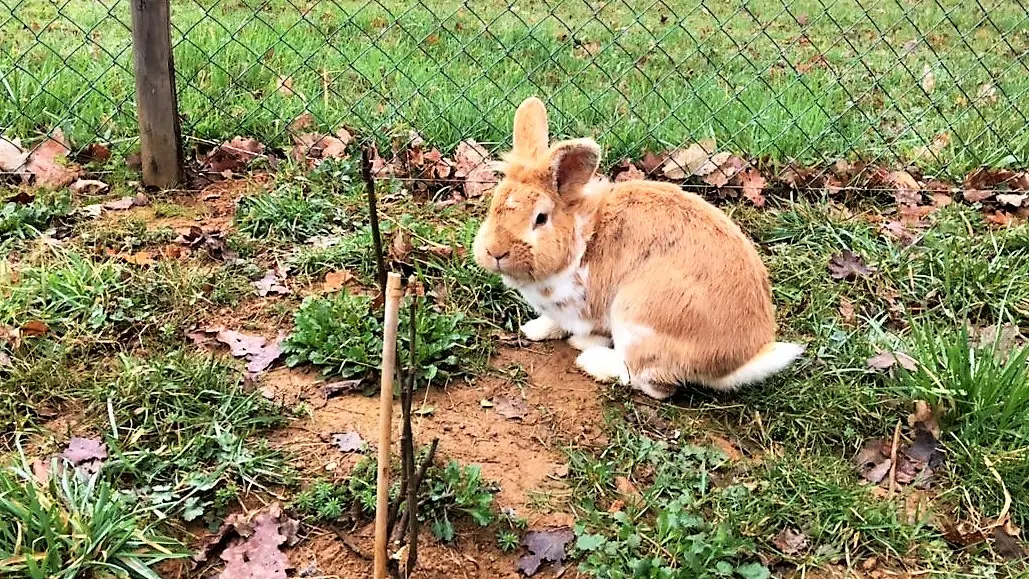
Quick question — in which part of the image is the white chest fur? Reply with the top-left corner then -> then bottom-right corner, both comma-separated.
506,263 -> 593,336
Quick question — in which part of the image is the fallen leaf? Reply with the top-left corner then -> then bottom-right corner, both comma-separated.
322,379 -> 362,399
216,330 -> 267,358
907,400 -> 941,439
0,352 -> 10,367
866,351 -> 918,371
964,168 -> 1029,192
773,528 -> 809,555
291,132 -> 350,165
883,220 -> 919,246
204,137 -> 266,174
254,268 -> 290,297
994,522 -> 1025,560
964,189 -> 994,203
331,431 -> 366,453
889,171 -> 921,205
121,250 -> 155,266
702,155 -> 744,188
708,434 -> 743,461
921,65 -> 936,95
661,140 -> 719,180
20,320 -> 49,337
103,195 -> 139,210
246,332 -> 286,374
517,527 -> 574,576
390,230 -> 414,262
970,323 -> 1023,359
735,167 -> 767,207
839,297 -> 856,324
218,503 -> 293,579
69,179 -> 110,195
0,136 -> 28,172
985,211 -> 1013,227
323,269 -> 354,291
454,139 -> 497,198
24,129 -> 81,188
494,395 -> 528,420
81,143 -> 112,164
997,193 -> 1027,208
613,159 -> 645,182
828,250 -> 875,280
639,151 -> 664,175
61,437 -> 107,475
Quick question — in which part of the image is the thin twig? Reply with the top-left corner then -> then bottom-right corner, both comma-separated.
888,419 -> 901,496
405,295 -> 420,577
362,145 -> 387,293
392,438 -> 439,549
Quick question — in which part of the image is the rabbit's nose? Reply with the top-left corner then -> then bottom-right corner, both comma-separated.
487,248 -> 510,262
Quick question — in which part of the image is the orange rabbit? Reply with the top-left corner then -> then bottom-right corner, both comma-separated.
473,97 -> 803,399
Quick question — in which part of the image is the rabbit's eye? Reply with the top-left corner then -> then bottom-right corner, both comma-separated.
534,213 -> 549,227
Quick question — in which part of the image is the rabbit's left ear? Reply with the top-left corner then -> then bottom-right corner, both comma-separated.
548,138 -> 600,196
512,97 -> 549,158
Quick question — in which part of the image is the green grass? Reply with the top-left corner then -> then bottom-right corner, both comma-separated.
2,0 -> 1027,176
0,456 -> 186,579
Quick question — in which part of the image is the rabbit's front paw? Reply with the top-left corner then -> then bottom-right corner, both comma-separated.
575,347 -> 630,384
520,316 -> 567,341
568,334 -> 613,351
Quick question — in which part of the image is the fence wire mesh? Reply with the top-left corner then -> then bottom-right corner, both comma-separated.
2,0 -> 1028,192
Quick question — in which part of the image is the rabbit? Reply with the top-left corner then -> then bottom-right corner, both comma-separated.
472,96 -> 804,399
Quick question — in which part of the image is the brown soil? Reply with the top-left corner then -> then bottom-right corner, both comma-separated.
260,342 -> 606,578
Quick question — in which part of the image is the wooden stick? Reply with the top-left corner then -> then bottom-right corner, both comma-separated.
374,272 -> 403,579
887,419 -> 901,496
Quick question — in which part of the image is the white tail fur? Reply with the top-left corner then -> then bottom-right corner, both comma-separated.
705,342 -> 805,391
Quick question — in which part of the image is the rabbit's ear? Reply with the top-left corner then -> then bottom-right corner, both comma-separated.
512,97 -> 549,158
549,138 -> 601,196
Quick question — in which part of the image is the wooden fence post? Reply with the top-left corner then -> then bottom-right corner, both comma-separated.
130,0 -> 183,188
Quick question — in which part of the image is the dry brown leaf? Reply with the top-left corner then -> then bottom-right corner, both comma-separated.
390,230 -> 413,262
907,400 -> 941,439
997,193 -> 1027,208
253,268 -> 289,297
204,137 -> 266,174
122,250 -> 155,266
614,159 -> 646,182
839,297 -> 856,324
0,136 -> 28,172
921,65 -> 936,95
323,269 -> 354,291
889,171 -> 921,205
735,167 -> 767,207
80,143 -> 111,165
866,351 -> 918,371
709,434 -> 743,461
454,139 -> 497,198
702,155 -> 744,188
661,140 -> 717,180
69,179 -> 110,195
772,528 -> 809,555
20,320 -> 49,337
24,129 -> 81,188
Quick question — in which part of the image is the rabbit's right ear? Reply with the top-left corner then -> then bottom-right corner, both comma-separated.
512,97 -> 549,158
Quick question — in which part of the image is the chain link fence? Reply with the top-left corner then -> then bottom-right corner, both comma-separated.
2,0 -> 1028,189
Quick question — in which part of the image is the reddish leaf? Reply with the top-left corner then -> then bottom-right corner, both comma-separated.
24,129 -> 81,188
81,143 -> 112,164
323,269 -> 354,291
61,437 -> 107,475
204,137 -> 266,174
454,139 -> 497,198
702,155 -> 744,188
735,167 -> 767,207
613,159 -> 645,182
20,320 -> 49,337
639,151 -> 664,175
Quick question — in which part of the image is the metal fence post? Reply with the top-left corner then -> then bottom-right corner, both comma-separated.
130,0 -> 183,188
